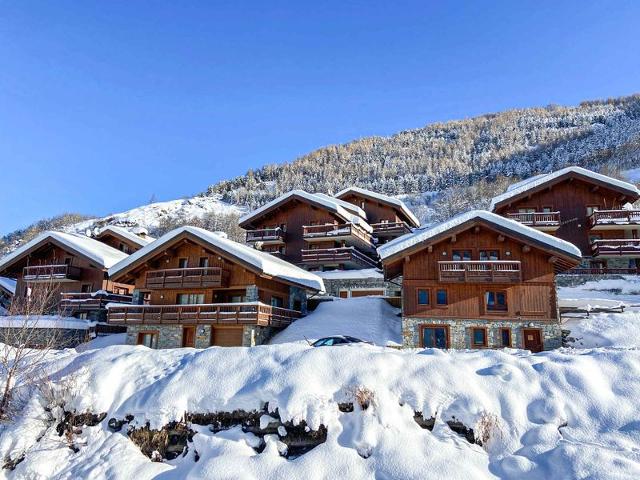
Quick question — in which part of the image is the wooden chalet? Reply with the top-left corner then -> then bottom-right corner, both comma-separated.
0,231 -> 133,319
106,226 -> 324,348
93,225 -> 154,254
378,210 -> 581,351
239,190 -> 379,270
335,186 -> 421,242
490,166 -> 640,274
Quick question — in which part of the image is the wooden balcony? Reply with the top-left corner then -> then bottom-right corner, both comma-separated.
60,292 -> 133,312
438,261 -> 522,283
300,247 -> 378,269
23,264 -> 82,282
245,227 -> 285,244
144,267 -> 229,289
371,221 -> 412,238
589,210 -> 640,230
302,223 -> 373,247
507,212 -> 561,231
107,302 -> 301,328
591,239 -> 640,257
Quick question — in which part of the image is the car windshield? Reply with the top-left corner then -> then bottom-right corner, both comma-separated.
344,336 -> 364,343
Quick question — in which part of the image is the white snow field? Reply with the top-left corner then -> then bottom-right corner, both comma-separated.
1,282 -> 640,479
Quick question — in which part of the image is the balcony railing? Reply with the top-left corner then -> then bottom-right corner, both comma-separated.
144,267 -> 229,289
507,212 -> 561,228
371,221 -> 411,237
438,261 -> 522,283
591,239 -> 640,256
23,264 -> 82,282
60,292 -> 133,311
302,223 -> 372,244
245,227 -> 285,243
589,210 -> 640,228
300,247 -> 378,268
107,302 -> 301,328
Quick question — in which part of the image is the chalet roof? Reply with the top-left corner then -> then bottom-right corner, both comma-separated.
0,277 -> 16,295
313,192 -> 367,219
335,187 -> 421,227
0,231 -> 129,273
108,226 -> 325,292
95,225 -> 155,247
238,190 -> 372,232
377,210 -> 582,263
490,166 -> 640,211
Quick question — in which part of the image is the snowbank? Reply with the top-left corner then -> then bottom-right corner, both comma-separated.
270,297 -> 401,346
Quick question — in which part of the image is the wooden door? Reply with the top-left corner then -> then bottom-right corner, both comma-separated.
350,289 -> 384,298
523,329 -> 543,353
210,327 -> 244,347
182,326 -> 196,348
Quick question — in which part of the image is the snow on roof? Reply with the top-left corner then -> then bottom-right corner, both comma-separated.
0,231 -> 129,273
0,277 -> 16,295
0,315 -> 96,330
490,166 -> 640,210
378,209 -> 582,261
313,192 -> 367,219
335,186 -> 421,227
109,226 -> 325,292
239,190 -> 373,232
96,225 -> 155,247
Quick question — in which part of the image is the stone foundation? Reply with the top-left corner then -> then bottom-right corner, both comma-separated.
401,317 -> 562,351
124,323 -> 276,349
320,277 -> 401,298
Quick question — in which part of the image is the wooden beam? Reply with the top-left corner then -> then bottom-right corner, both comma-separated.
404,255 -> 411,263
427,245 -> 433,253
548,256 -> 558,264
474,226 -> 480,233
522,245 -> 531,253
450,235 -> 457,243
591,185 -> 600,193
497,235 -> 505,242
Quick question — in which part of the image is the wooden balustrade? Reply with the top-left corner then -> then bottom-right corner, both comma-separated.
438,261 -> 522,283
245,227 -> 285,243
144,267 -> 229,289
591,239 -> 640,256
107,303 -> 301,328
60,292 -> 133,311
370,221 -> 411,236
23,264 -> 82,281
589,210 -> 640,227
302,223 -> 372,244
507,212 -> 561,227
300,247 -> 378,268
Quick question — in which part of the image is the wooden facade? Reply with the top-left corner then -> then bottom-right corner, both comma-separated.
95,230 -> 147,254
106,229 -> 319,348
492,169 -> 640,271
240,193 -> 378,270
0,237 -> 133,317
380,213 -> 581,351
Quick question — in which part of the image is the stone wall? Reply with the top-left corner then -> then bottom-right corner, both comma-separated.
321,277 -> 401,298
557,273 -> 633,288
288,286 -> 308,315
124,323 -> 276,348
3,327 -> 92,349
401,317 -> 562,351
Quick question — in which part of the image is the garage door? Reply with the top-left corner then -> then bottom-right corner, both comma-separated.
211,327 -> 244,347
350,289 -> 384,298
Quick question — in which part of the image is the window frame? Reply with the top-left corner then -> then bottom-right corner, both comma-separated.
485,290 -> 508,313
137,330 -> 159,349
416,288 -> 430,306
199,257 -> 209,268
471,327 -> 488,348
500,327 -> 512,348
452,249 -> 472,261
435,289 -> 448,306
178,257 -> 189,269
479,249 -> 500,261
420,324 -> 450,349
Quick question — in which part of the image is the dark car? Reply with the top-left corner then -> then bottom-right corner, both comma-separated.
311,335 -> 373,347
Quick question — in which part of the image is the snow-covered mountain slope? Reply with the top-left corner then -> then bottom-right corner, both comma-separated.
67,195 -> 245,235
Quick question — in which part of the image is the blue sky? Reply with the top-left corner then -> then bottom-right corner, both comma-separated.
1,1 -> 639,234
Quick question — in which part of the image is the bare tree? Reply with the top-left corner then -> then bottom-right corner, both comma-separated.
0,280 -> 65,420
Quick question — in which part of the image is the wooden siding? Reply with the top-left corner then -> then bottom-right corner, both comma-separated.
399,224 -> 559,321
338,193 -> 403,224
96,233 -> 143,254
494,177 -> 632,255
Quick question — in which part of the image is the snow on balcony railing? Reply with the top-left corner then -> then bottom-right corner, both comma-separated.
507,212 -> 561,227
591,239 -> 640,256
589,210 -> 640,227
144,267 -> 229,289
438,261 -> 522,283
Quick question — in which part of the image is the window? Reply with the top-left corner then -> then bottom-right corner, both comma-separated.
542,206 -> 553,213
500,328 -> 512,347
452,250 -> 471,261
518,207 -> 536,213
471,328 -> 487,347
417,289 -> 429,305
142,292 -> 151,305
271,296 -> 284,308
230,295 -> 245,303
486,291 -> 507,312
177,293 -> 205,304
137,331 -> 158,349
280,223 -> 287,232
64,257 -> 72,265
479,250 -> 499,261
199,257 -> 209,268
178,258 -> 188,268
81,283 -> 92,293
586,205 -> 600,216
422,326 -> 448,348
436,289 -> 448,306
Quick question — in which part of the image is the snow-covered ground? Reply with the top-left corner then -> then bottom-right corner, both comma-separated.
1,279 -> 639,479
270,297 -> 401,346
